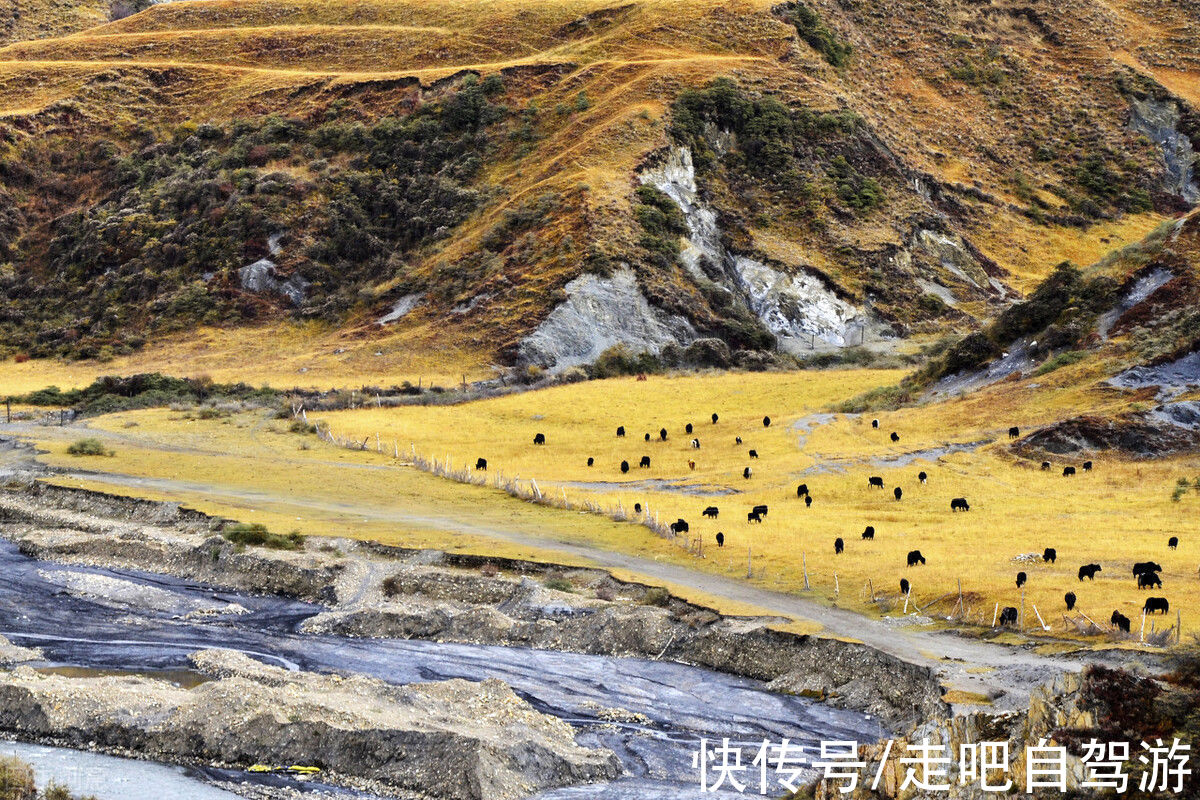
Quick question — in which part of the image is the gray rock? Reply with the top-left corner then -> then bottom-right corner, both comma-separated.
517,268 -> 696,371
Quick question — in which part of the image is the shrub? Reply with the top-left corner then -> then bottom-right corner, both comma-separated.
289,418 -> 318,434
641,586 -> 671,607
544,576 -> 574,592
66,438 -> 112,456
778,2 -> 853,67
0,756 -> 34,800
1033,350 -> 1088,376
222,522 -> 305,550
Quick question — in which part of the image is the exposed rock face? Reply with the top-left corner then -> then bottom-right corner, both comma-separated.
1013,411 -> 1200,458
638,145 -> 868,347
1130,96 -> 1199,204
0,649 -> 621,800
377,292 -> 425,325
516,268 -> 696,370
238,234 -> 308,307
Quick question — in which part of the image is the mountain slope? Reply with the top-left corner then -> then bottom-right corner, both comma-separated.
0,0 -> 1194,372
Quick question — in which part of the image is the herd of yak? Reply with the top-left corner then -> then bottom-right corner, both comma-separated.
474,414 -> 1179,636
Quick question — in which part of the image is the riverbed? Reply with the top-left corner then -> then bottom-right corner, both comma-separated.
0,539 -> 885,798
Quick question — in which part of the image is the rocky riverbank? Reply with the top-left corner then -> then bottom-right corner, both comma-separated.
0,481 -> 947,731
0,649 -> 621,800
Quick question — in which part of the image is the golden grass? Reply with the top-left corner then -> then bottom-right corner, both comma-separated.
0,319 -> 492,394
25,406 -> 823,632
305,369 -> 1200,646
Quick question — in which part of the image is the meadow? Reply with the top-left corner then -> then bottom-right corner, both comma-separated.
304,368 -> 1200,646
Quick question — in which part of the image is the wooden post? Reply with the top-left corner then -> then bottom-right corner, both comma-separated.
1140,611 -> 1146,642
4,398 -> 9,424
833,573 -> 839,597
1178,609 -> 1183,644
957,579 -> 963,617
903,587 -> 911,613
802,553 -> 810,591
747,547 -> 753,579
868,578 -> 875,601
992,603 -> 999,627
1020,590 -> 1025,629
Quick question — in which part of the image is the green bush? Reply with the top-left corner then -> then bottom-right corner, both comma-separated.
1033,349 -> 1088,376
0,755 -> 33,800
544,577 -> 574,592
66,438 -> 112,457
222,522 -> 305,550
641,586 -> 671,607
779,2 -> 853,67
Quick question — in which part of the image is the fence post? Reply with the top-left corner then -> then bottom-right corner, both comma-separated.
801,553 -> 810,591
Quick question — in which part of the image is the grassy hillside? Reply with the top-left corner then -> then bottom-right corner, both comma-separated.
0,0 -> 1194,372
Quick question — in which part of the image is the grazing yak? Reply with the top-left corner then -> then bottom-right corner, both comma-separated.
894,487 -> 903,501
620,460 -> 631,473
1016,571 -> 1027,589
1082,461 -> 1092,472
1043,548 -> 1057,564
1133,562 -> 1163,576
533,433 -> 546,445
616,426 -> 625,437
1008,426 -> 1020,439
999,606 -> 1018,626
872,419 -> 880,429
1144,597 -> 1169,615
686,423 -> 694,434
1078,564 -> 1102,581
899,578 -> 910,595
951,497 -> 970,512
702,506 -> 719,519
862,526 -> 875,540
475,458 -> 488,470
644,433 -> 651,442
907,550 -> 926,567
763,416 -> 772,427
890,432 -> 900,443
670,518 -> 689,534
749,449 -> 759,459
868,476 -> 885,489
688,460 -> 696,471
1169,536 -> 1179,549
1065,591 -> 1076,611
659,428 -> 668,441
1111,611 -> 1131,633
1063,466 -> 1076,477
804,495 -> 813,507
918,471 -> 927,484
634,502 -> 642,513
743,467 -> 753,479
715,531 -> 725,547
691,438 -> 700,449
797,484 -> 809,497
639,456 -> 651,468
711,413 -> 719,424
736,436 -> 743,445
834,537 -> 844,554
747,511 -> 762,523
587,457 -> 594,467
1138,571 -> 1163,589
1041,461 -> 1051,471
752,504 -> 769,517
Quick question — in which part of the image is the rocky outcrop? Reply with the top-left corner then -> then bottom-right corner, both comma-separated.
638,145 -> 869,347
516,268 -> 696,370
1130,96 -> 1199,204
0,649 -> 621,800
